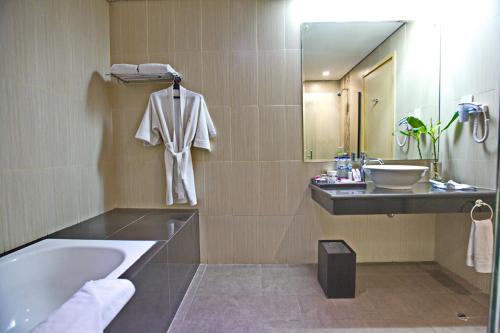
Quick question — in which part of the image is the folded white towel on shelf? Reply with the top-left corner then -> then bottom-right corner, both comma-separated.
429,179 -> 477,191
110,64 -> 138,75
31,279 -> 135,333
138,63 -> 179,76
466,218 -> 494,273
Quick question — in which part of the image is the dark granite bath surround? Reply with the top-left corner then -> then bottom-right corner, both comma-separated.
49,208 -> 193,240
48,208 -> 200,333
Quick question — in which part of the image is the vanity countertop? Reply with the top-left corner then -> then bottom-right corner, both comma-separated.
310,182 -> 496,215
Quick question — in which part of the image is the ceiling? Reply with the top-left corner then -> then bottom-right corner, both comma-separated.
302,21 -> 404,81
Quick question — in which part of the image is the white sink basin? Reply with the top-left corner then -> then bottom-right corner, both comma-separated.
363,165 -> 429,189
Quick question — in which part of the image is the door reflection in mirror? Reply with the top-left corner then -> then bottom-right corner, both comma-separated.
301,21 -> 440,162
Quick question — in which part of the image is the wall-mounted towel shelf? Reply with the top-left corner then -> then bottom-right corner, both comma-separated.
109,73 -> 179,84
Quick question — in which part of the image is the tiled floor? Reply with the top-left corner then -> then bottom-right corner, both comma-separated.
168,263 -> 489,333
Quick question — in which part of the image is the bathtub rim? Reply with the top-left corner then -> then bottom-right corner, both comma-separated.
0,238 -> 157,279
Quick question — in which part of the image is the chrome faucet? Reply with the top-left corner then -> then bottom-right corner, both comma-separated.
359,152 -> 384,182
360,152 -> 384,166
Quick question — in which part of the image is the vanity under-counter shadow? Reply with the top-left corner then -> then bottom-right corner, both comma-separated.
49,209 -> 200,333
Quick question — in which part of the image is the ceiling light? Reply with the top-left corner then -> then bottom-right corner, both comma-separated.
322,70 -> 330,77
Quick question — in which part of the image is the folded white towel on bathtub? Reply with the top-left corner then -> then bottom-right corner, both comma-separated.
110,64 -> 138,75
31,279 -> 135,333
138,63 -> 179,76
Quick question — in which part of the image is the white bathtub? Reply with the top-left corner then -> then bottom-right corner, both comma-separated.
0,239 -> 156,333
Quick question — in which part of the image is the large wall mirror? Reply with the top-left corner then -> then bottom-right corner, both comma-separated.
301,21 -> 441,162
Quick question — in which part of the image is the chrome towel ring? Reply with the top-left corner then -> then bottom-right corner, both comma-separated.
470,199 -> 494,221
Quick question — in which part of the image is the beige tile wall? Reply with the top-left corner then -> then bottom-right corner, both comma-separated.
110,0 -> 436,264
0,0 -> 113,253
435,4 -> 500,293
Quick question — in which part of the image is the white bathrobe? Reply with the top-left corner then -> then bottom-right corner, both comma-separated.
135,85 -> 216,205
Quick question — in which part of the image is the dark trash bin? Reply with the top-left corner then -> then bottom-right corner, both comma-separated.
317,240 -> 356,298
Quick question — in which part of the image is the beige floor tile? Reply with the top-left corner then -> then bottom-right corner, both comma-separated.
171,262 -> 492,332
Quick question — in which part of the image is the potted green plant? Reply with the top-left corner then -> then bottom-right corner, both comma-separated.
400,111 -> 459,180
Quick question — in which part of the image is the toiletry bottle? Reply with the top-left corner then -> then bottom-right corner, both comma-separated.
346,154 -> 353,180
337,155 -> 347,179
333,155 -> 338,177
334,156 -> 340,178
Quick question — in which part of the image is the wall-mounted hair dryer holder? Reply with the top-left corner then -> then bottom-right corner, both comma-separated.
457,102 -> 490,143
396,117 -> 411,147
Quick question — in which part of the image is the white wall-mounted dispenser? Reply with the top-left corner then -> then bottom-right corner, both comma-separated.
457,102 -> 490,143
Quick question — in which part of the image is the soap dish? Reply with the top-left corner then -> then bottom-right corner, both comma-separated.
311,179 -> 367,189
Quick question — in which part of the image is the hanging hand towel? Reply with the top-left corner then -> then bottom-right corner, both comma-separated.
138,63 -> 179,76
30,279 -> 135,333
466,218 -> 494,273
110,64 -> 138,75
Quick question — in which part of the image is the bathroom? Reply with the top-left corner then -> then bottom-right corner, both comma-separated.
0,0 -> 499,332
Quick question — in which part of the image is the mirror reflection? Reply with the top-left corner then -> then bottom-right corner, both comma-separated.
301,21 -> 441,162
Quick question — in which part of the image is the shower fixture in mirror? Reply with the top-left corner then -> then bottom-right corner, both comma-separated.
301,21 -> 441,162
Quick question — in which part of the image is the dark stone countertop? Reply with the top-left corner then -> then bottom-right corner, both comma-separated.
310,182 -> 496,215
311,182 -> 496,198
